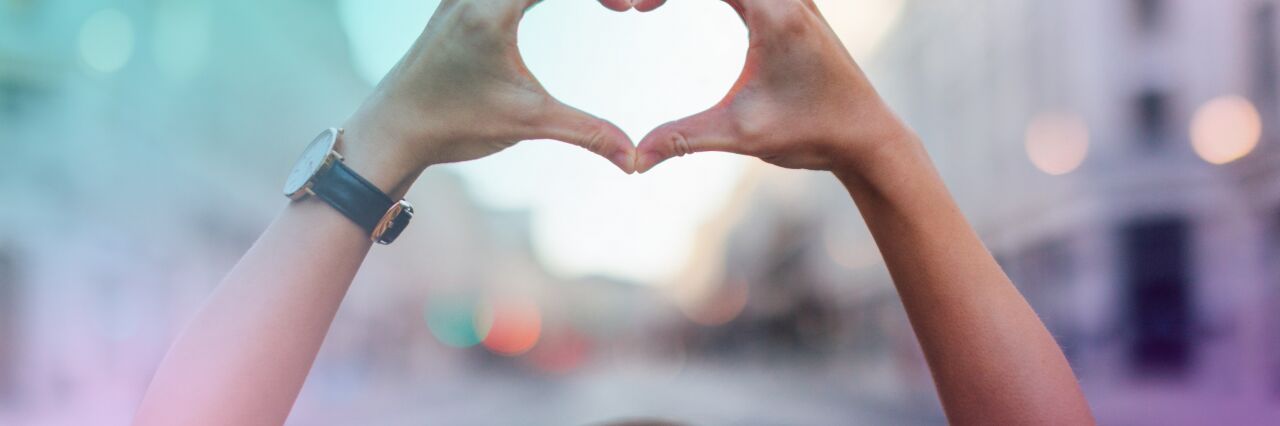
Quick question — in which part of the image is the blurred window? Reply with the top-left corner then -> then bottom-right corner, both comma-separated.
1121,217 -> 1194,379
1018,240 -> 1074,286
0,245 -> 16,402
0,76 -> 44,120
1135,90 -> 1170,148
1274,208 -> 1280,396
1132,0 -> 1164,34
1253,4 -> 1279,111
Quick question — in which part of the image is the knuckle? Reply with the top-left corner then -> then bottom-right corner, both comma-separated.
732,119 -> 764,143
449,2 -> 499,34
515,96 -> 547,127
729,108 -> 769,143
667,131 -> 693,157
510,92 -> 553,129
581,124 -> 610,154
761,1 -> 814,35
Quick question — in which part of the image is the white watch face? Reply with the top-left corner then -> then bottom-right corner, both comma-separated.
283,129 -> 339,197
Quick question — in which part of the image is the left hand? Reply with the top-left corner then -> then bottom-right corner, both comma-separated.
341,0 -> 640,191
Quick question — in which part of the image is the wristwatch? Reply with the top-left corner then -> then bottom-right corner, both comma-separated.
282,128 -> 414,245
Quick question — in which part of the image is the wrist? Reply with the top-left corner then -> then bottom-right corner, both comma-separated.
831,128 -> 931,195
338,122 -> 422,200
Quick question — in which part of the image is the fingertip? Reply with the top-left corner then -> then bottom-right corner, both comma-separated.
585,117 -> 638,174
632,0 -> 666,13
611,149 -> 637,174
634,131 -> 668,173
601,122 -> 638,174
633,131 -> 664,174
636,151 -> 666,174
598,0 -> 633,12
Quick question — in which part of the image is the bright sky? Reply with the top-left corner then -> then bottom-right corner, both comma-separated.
338,0 -> 904,284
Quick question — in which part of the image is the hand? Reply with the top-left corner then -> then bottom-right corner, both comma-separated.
342,0 -> 639,189
632,0 -> 916,174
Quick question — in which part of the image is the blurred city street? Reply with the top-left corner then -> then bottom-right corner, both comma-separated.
4,0 -> 1280,424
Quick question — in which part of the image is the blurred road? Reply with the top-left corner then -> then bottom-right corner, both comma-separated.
289,362 -> 946,425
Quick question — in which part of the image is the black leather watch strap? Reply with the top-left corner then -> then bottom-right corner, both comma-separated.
311,160 -> 397,241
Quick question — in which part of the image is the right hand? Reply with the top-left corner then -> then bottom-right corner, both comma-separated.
632,0 -> 917,175
342,0 -> 639,190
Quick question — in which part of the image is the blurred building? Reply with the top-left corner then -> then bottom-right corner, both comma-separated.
879,1 -> 1280,423
676,0 -> 1280,423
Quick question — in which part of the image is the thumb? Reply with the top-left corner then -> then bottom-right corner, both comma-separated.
635,107 -> 742,173
597,0 -> 633,11
633,0 -> 746,19
537,102 -> 637,174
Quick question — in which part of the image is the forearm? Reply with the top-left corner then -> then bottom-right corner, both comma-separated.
834,136 -> 1094,425
135,1 -> 639,423
134,130 -> 417,426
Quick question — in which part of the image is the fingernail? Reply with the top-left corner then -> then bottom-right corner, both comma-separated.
612,151 -> 636,174
637,152 -> 663,174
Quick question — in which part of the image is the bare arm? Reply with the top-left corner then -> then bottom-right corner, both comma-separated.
837,138 -> 1093,425
132,155 -> 413,425
633,0 -> 1094,423
133,1 -> 637,424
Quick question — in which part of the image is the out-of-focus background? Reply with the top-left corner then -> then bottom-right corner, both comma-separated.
2,0 -> 1279,424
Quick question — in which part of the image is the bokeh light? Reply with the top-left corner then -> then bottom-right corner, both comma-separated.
1191,95 -> 1262,165
9,0 -> 1278,424
425,296 -> 484,348
1025,112 -> 1091,176
478,298 -> 543,356
680,279 -> 749,327
528,328 -> 591,374
78,8 -> 135,73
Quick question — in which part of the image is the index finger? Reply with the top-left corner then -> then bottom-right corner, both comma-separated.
521,0 -> 633,13
632,0 -> 745,16
597,0 -> 633,11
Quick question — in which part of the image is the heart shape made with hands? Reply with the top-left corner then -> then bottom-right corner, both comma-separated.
336,0 -> 905,282
518,0 -> 748,170
515,0 -> 908,174
519,1 -> 747,156
510,1 -> 750,281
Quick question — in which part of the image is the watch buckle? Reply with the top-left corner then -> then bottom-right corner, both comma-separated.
371,200 -> 414,245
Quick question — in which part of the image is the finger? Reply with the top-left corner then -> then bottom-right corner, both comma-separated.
634,107 -> 743,173
526,0 -> 631,13
631,0 -> 665,12
598,0 -> 633,12
633,0 -> 745,17
536,103 -> 638,174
